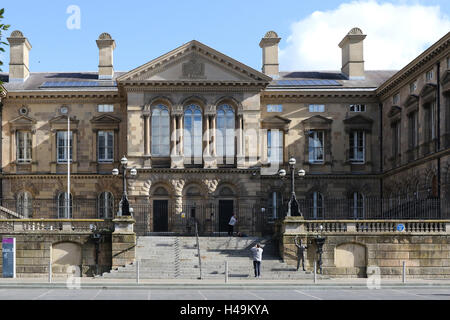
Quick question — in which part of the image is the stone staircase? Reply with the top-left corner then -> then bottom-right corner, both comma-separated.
101,236 -> 323,280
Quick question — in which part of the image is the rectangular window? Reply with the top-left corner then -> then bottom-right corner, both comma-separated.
408,111 -> 418,149
392,121 -> 401,158
424,102 -> 436,142
267,104 -> 283,112
267,129 -> 283,164
349,130 -> 365,163
16,131 -> 32,163
98,131 -> 114,162
308,130 -> 324,163
349,104 -> 366,112
409,81 -> 417,93
98,104 -> 114,112
57,131 -> 73,163
309,104 -> 325,112
426,69 -> 434,81
393,93 -> 400,105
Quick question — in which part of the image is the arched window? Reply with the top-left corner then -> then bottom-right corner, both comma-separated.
151,104 -> 170,156
17,191 -> 32,218
98,192 -> 114,219
350,192 -> 364,219
58,192 -> 72,218
216,104 -> 235,160
309,192 -> 324,219
184,104 -> 203,159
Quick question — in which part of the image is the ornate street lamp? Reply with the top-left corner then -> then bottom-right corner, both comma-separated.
278,157 -> 305,217
112,156 -> 137,216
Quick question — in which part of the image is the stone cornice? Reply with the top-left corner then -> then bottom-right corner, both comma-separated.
0,174 -> 119,179
261,90 -> 378,100
3,91 -> 124,105
120,81 -> 268,92
376,32 -> 450,98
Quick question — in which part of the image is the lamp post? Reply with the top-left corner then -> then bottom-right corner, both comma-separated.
112,156 -> 137,216
278,157 -> 305,217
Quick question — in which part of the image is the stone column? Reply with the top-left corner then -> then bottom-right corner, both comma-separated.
179,115 -> 184,156
238,115 -> 243,156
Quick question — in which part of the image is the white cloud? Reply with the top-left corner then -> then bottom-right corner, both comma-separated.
279,0 -> 450,71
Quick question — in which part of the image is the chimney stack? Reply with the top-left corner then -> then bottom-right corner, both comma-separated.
96,32 -> 116,80
338,27 -> 366,80
7,30 -> 32,82
259,31 -> 281,78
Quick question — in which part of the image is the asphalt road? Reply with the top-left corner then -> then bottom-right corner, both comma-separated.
0,287 -> 449,300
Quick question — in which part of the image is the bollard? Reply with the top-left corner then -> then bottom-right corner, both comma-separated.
313,260 -> 317,284
225,261 -> 228,283
402,261 -> 406,284
48,261 -> 52,283
136,260 -> 140,284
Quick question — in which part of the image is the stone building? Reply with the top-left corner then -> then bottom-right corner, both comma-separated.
0,28 -> 449,235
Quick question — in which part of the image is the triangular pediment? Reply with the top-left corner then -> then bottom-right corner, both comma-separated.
419,83 -> 437,97
117,40 -> 272,83
261,115 -> 291,125
343,114 -> 374,124
10,115 -> 36,125
302,115 -> 333,124
387,106 -> 402,118
49,115 -> 79,124
404,94 -> 419,107
441,70 -> 450,85
90,114 -> 121,123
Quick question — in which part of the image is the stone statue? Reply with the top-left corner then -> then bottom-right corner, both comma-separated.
294,235 -> 308,271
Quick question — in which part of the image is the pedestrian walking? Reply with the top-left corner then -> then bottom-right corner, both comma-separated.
228,213 -> 237,236
294,235 -> 308,271
250,243 -> 263,278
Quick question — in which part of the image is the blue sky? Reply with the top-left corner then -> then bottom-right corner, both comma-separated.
1,0 -> 450,73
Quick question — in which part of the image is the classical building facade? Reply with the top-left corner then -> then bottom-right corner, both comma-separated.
0,28 -> 449,235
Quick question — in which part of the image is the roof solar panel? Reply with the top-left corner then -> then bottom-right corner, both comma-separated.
40,81 -> 117,88
275,79 -> 341,86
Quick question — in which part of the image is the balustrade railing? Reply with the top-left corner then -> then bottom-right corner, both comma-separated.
0,219 -> 114,232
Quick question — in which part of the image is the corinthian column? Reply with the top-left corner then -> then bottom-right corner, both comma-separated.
171,115 -> 177,156
205,115 -> 210,156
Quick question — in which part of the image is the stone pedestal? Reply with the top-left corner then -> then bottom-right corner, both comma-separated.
111,216 -> 136,268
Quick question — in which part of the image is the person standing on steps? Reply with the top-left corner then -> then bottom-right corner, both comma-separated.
294,235 -> 308,271
250,243 -> 263,278
228,213 -> 237,236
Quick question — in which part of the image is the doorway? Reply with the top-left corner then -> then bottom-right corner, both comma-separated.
153,200 -> 168,232
219,200 -> 234,233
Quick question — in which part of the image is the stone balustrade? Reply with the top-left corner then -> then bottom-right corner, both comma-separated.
281,217 -> 450,234
0,219 -> 114,232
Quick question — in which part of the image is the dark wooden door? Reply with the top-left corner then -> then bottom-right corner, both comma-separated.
219,200 -> 234,233
153,200 -> 168,232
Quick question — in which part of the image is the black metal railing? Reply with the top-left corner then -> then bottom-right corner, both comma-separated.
0,197 -> 448,236
278,198 -> 447,220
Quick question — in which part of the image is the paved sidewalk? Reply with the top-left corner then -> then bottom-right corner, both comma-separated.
1,277 -> 450,289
